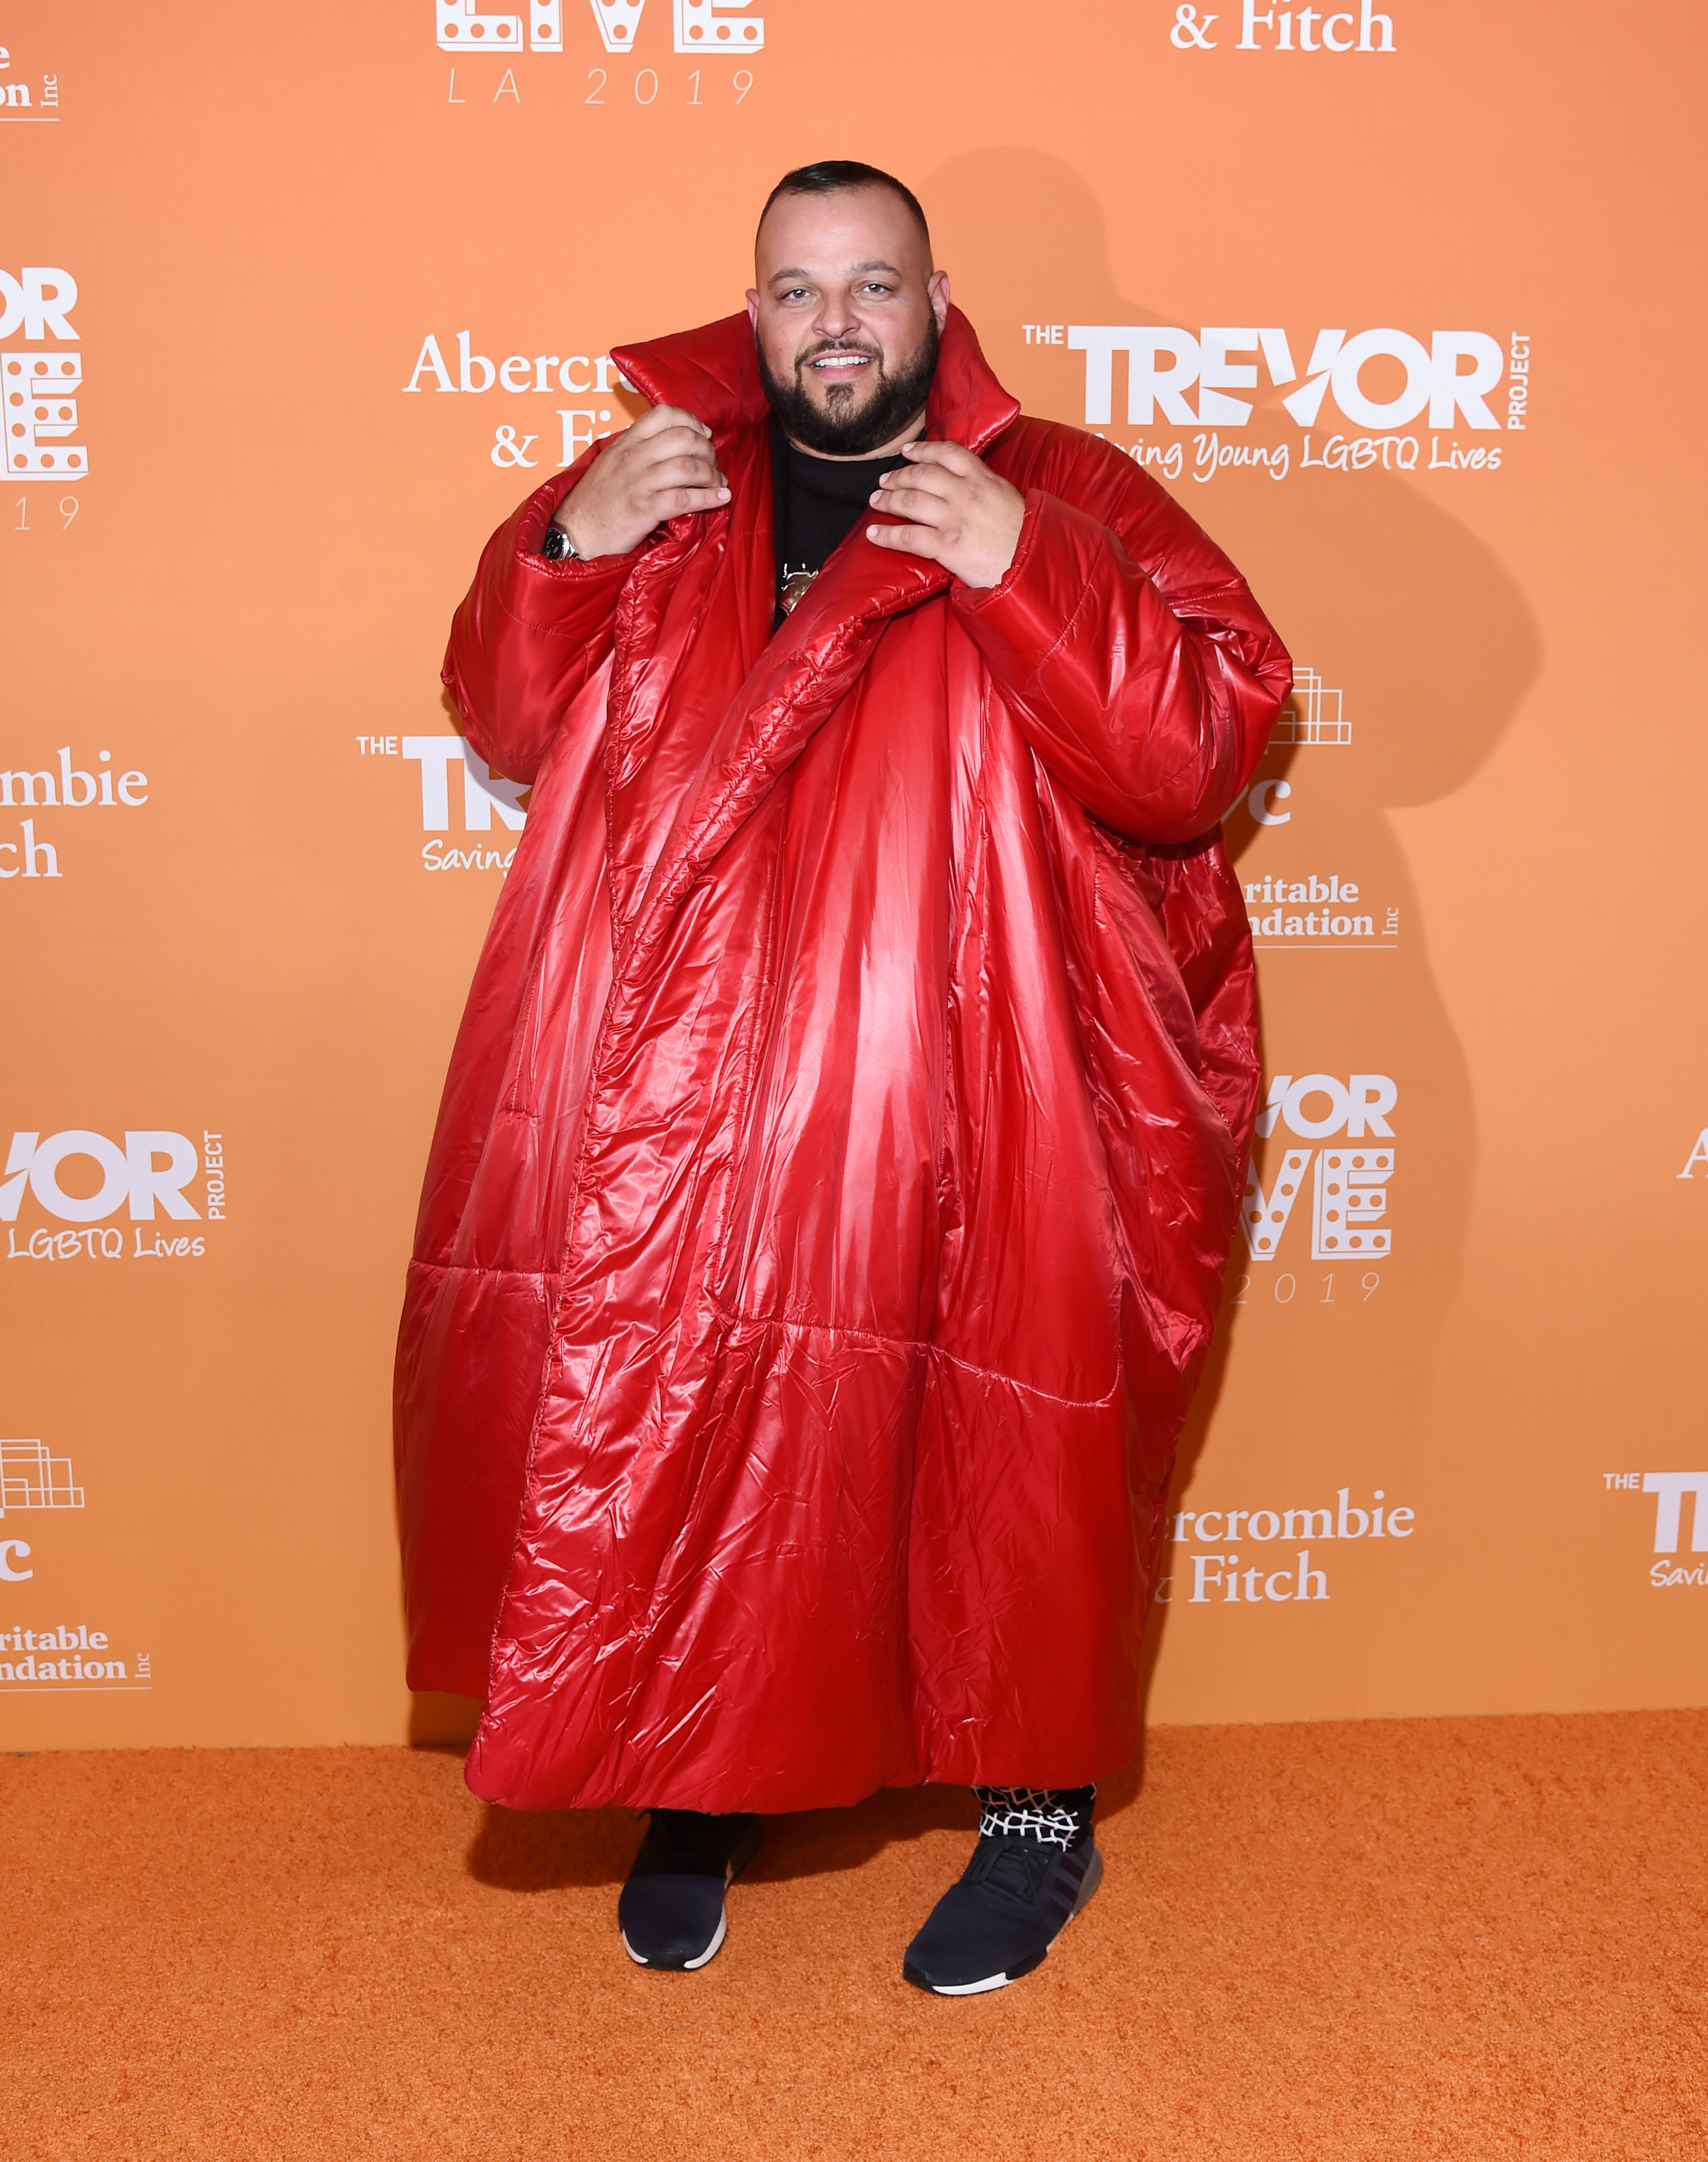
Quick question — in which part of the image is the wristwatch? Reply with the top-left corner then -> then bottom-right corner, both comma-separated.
541,521 -> 583,562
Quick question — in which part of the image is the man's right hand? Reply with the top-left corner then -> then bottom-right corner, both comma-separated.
551,404 -> 729,558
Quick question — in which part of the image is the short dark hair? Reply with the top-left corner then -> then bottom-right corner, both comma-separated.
757,161 -> 931,251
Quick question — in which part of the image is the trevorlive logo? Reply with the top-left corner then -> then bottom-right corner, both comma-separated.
0,266 -> 75,340
1,264 -> 85,482
1243,1074 -> 1395,1262
1062,327 -> 1508,433
436,0 -> 764,55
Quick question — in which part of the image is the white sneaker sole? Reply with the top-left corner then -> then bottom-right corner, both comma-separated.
926,1966 -> 1015,1997
919,1844 -> 1105,1997
621,1836 -> 757,1974
622,1906 -> 728,1971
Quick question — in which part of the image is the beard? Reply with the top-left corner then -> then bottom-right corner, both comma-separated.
757,314 -> 941,457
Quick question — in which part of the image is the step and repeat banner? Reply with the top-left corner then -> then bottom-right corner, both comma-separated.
3,1 -> 1703,1749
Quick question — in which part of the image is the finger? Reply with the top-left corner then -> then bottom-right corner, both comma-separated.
900,439 -> 980,475
653,483 -> 732,516
883,472 -> 974,512
865,522 -> 945,558
870,483 -> 956,525
635,426 -> 721,467
636,403 -> 713,440
874,464 -> 956,500
640,451 -> 725,491
628,404 -> 686,440
631,458 -> 724,503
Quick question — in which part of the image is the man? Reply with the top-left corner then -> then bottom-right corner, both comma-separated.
396,162 -> 1290,1995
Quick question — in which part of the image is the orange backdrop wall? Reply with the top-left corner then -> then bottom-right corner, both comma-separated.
4,0 -> 1704,1750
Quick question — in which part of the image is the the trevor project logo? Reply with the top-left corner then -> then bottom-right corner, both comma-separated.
357,733 -> 528,873
1604,1470 -> 1708,1589
3,1129 -> 221,1259
1067,324 -> 1504,433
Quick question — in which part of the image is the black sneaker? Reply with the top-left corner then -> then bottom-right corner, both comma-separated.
618,1809 -> 762,1971
902,1832 -> 1103,1995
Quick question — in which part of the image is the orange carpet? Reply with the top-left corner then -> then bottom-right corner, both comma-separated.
6,1710 -> 1703,2159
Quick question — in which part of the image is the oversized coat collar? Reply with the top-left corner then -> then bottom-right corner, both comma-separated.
598,307 -> 1020,975
610,303 -> 1021,458
602,302 -> 1023,661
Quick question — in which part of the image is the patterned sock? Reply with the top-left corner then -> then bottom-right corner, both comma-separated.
972,1785 -> 1096,1849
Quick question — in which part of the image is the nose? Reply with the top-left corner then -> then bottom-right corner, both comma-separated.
813,293 -> 861,343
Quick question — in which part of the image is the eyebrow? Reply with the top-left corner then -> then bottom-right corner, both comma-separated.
767,261 -> 904,283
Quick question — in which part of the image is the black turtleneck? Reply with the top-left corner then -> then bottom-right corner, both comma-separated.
770,414 -> 910,628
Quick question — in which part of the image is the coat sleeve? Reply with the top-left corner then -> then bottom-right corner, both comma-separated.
950,446 -> 1291,845
441,446 -> 638,786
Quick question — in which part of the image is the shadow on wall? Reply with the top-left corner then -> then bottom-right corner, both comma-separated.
410,1689 -> 483,1745
921,147 -> 1543,1749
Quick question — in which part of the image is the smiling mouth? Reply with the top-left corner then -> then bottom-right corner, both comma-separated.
805,348 -> 877,377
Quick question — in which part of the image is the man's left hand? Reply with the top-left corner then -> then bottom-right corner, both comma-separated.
866,441 -> 1025,590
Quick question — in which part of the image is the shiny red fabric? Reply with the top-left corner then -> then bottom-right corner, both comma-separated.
395,307 -> 1291,1813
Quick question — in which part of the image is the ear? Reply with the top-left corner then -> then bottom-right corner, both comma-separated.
927,269 -> 951,330
745,289 -> 760,326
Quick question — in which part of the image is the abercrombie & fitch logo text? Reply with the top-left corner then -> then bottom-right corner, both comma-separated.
1157,1486 -> 1415,1605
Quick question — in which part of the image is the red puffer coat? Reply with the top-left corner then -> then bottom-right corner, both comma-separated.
396,306 -> 1290,1813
